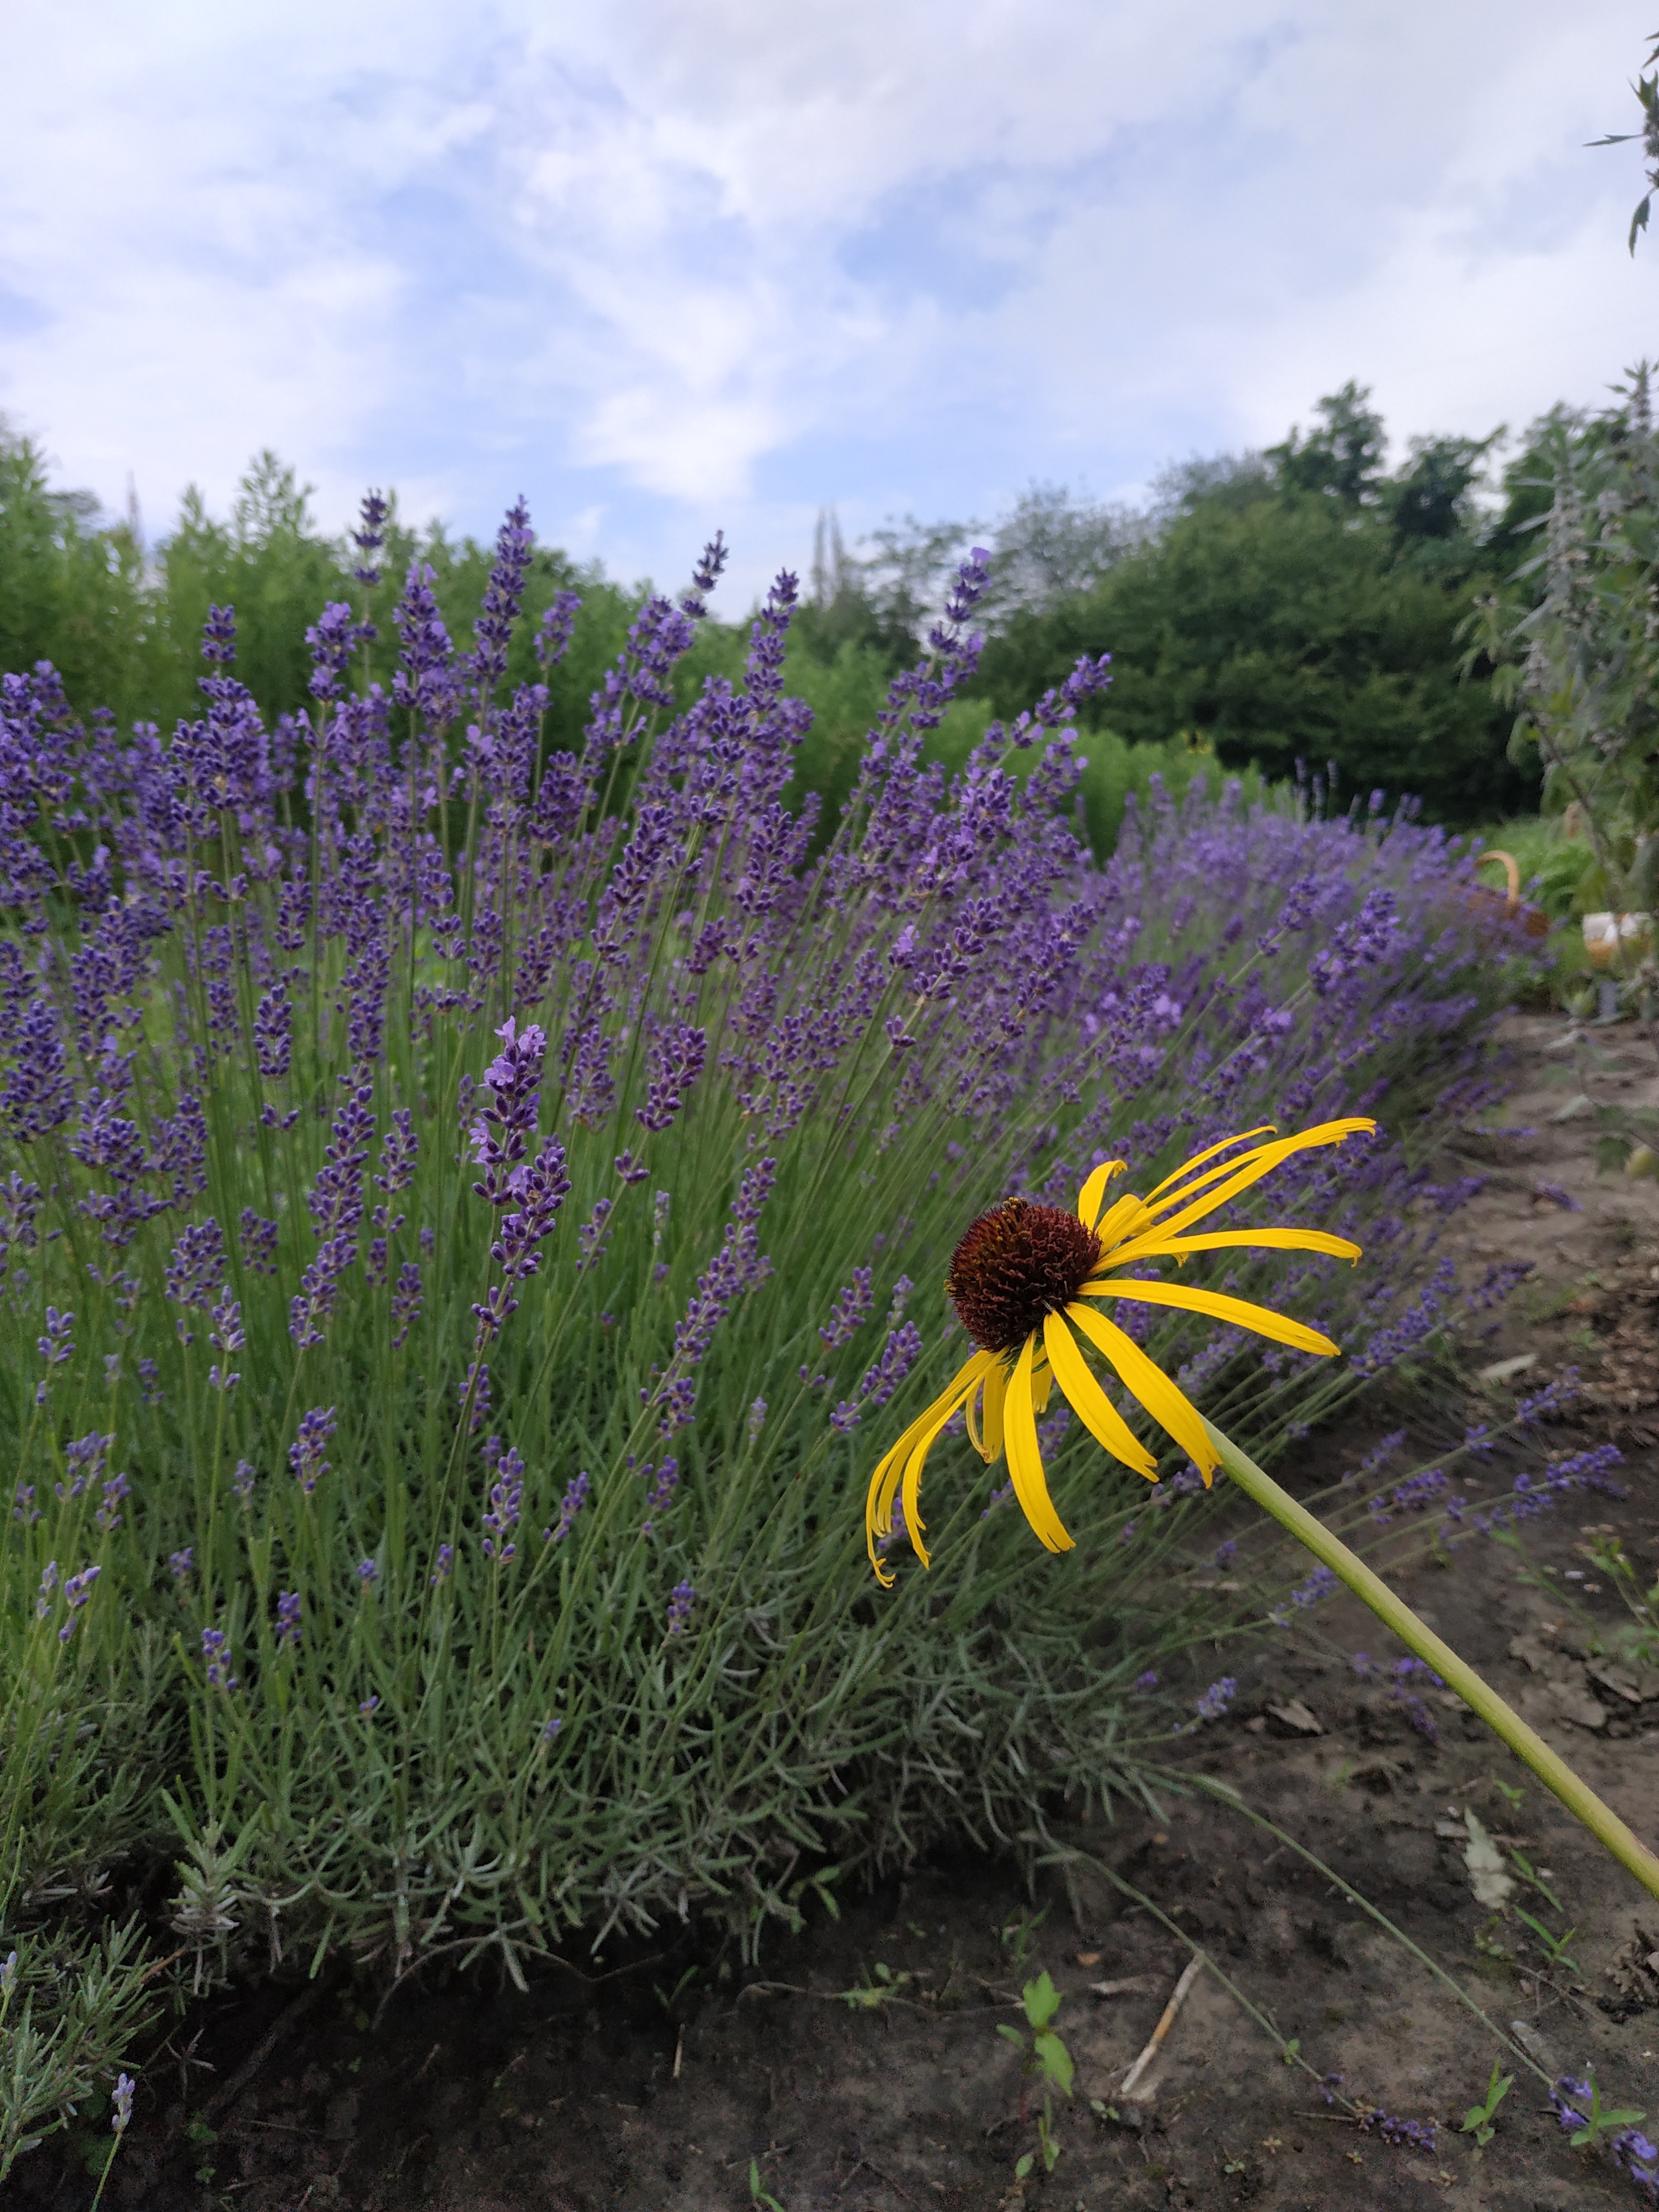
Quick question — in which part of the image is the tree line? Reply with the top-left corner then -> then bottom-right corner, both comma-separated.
1,381 -> 1581,842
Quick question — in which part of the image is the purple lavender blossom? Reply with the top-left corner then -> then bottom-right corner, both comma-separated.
430,1544 -> 454,1585
208,1290 -> 244,1390
1352,1653 -> 1443,1739
391,1260 -> 423,1349
1516,1370 -> 1581,1424
832,1319 -> 926,1430
289,1405 -> 338,1493
1036,1400 -> 1073,1457
535,592 -> 581,672
58,1564 -> 100,1643
238,1207 -> 279,1275
232,1460 -> 257,1505
545,1470 -> 590,1545
1463,1443 -> 1627,1538
575,1196 -> 614,1274
96,1471 -> 129,1531
747,1398 -> 767,1441
469,1016 -> 547,1202
165,1218 -> 227,1310
459,1360 -> 491,1432
1358,2109 -> 1437,2153
356,1558 -> 379,1586
1532,1180 -> 1581,1211
1343,1430 -> 1406,1487
655,1159 -> 775,1436
1175,1676 -> 1238,1733
482,1445 -> 526,1561
635,1021 -> 707,1133
469,1016 -> 570,1343
169,1548 -> 194,1583
350,488 -> 388,586
275,1591 -> 301,1647
289,1082 -> 376,1347
1269,1564 -> 1338,1625
201,1626 -> 238,1690
820,1269 -> 875,1347
636,1456 -> 678,1536
36,1305 -> 74,1382
111,2072 -> 135,2134
59,1429 -> 113,1499
666,1579 -> 696,1637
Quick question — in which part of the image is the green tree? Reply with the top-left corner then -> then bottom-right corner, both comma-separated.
0,422 -> 153,726
1266,380 -> 1387,507
974,388 -> 1536,826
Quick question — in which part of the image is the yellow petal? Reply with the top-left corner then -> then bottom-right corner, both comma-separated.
1138,1118 -> 1372,1230
1087,1226 -> 1361,1272
865,1351 -> 993,1582
1042,1309 -> 1157,1479
1092,1191 -> 1153,1250
898,1355 -> 996,1570
1032,1356 -> 1054,1415
1005,1333 -> 1074,1554
965,1356 -> 1011,1463
1076,1159 -> 1125,1230
1109,1119 -> 1376,1264
1086,1278 -> 1340,1357
1064,1301 -> 1216,1479
1145,1124 -> 1276,1203
981,1358 -> 1008,1463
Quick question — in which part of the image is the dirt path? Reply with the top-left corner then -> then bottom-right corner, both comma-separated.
19,1014 -> 1659,2212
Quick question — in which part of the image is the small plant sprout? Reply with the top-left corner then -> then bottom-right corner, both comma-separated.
1516,1909 -> 1581,1974
749,2158 -> 786,2211
837,1961 -> 913,2010
1460,2062 -> 1514,2152
1555,2074 -> 1648,2150
999,1970 -> 1074,2177
1508,1849 -> 1563,1913
998,1905 -> 1048,1970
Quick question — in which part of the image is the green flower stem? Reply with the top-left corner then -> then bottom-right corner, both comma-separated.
1206,1418 -> 1659,1906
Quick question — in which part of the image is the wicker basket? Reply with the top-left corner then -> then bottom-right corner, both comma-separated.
1473,849 -> 1550,938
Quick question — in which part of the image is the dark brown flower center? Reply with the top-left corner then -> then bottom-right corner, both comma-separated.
946,1199 -> 1102,1353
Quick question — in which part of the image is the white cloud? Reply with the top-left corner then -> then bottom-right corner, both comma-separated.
1,1 -> 1653,601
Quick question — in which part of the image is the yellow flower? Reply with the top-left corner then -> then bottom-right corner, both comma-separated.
865,1118 -> 1376,1582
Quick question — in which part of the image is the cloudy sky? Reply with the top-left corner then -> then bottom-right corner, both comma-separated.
3,3 -> 1653,599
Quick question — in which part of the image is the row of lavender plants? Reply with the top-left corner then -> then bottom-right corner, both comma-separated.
0,501 -> 1533,2170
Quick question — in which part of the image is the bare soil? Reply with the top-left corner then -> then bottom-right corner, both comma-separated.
18,1013 -> 1659,2212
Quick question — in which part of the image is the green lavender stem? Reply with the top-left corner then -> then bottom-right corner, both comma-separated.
1207,1418 -> 1659,1906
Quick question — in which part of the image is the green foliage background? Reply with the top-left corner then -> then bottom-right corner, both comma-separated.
1,378 -> 1554,842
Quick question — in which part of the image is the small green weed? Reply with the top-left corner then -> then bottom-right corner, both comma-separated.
749,2156 -> 786,2210
998,1906 -> 1048,1970
1568,2078 -> 1647,2150
1515,1908 -> 1579,1973
837,1961 -> 912,2010
1460,2061 -> 1514,2150
999,1971 -> 1074,2179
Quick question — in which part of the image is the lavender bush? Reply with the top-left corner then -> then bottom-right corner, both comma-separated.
0,500 -> 1533,2166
